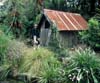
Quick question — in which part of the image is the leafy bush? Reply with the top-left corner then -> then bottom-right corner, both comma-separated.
0,24 -> 8,33
0,30 -> 27,80
79,18 -> 100,51
38,60 -> 66,83
1,0 -> 41,38
0,63 -> 10,80
48,24 -> 68,58
0,31 -> 11,80
44,0 -> 67,11
6,40 -> 27,77
18,47 -> 65,83
0,31 -> 10,64
65,48 -> 100,83
0,24 -> 14,38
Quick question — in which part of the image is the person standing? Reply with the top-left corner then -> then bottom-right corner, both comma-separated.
32,24 -> 40,48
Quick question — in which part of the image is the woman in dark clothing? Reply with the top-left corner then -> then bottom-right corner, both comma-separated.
32,24 -> 40,46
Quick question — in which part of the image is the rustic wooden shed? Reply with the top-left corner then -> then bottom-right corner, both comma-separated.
37,9 -> 88,48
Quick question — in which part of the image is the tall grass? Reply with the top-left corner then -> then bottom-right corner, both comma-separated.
65,48 -> 100,83
0,29 -> 26,80
0,31 -> 11,80
18,47 -> 66,83
0,29 -> 65,82
0,24 -> 14,38
0,31 -> 10,64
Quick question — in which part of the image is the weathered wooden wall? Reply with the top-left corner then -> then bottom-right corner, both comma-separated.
58,31 -> 78,48
40,28 -> 51,46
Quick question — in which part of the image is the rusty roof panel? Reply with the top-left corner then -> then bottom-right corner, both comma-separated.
44,9 -> 88,31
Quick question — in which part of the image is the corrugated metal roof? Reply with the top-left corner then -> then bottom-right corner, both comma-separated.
44,9 -> 88,31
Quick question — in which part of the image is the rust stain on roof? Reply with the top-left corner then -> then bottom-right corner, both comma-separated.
44,9 -> 88,31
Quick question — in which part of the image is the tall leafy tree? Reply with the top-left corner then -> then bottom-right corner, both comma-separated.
44,0 -> 97,16
1,0 -> 41,37
79,18 -> 100,51
44,0 -> 67,11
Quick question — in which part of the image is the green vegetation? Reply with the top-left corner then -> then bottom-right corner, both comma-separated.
18,47 -> 65,83
0,28 -> 100,83
44,0 -> 67,11
79,18 -> 100,51
48,24 -> 67,57
0,31 -> 11,80
0,0 -> 100,83
0,0 -> 41,38
65,48 -> 100,83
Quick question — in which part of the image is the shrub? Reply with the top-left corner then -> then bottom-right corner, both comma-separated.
38,60 -> 66,83
18,47 -> 66,83
0,30 -> 27,80
6,40 -> 27,77
0,31 -> 11,80
0,24 -> 14,37
0,32 -> 10,64
65,48 -> 100,83
79,18 -> 100,51
48,24 -> 68,58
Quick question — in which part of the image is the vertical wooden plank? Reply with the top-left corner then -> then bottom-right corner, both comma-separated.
40,21 -> 46,46
45,29 -> 51,46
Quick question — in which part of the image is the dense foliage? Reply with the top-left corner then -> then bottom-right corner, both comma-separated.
65,48 -> 100,83
48,24 -> 68,58
18,47 -> 65,83
0,31 -> 11,80
0,0 -> 41,37
0,0 -> 100,83
44,0 -> 98,17
79,18 -> 100,51
0,28 -> 100,83
0,28 -> 26,80
44,0 -> 67,11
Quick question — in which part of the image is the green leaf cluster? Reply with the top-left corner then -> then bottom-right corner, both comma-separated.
79,18 -> 100,50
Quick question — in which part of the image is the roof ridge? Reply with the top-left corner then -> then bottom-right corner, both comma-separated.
44,9 -> 80,16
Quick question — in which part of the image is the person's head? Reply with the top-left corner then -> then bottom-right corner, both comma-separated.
34,24 -> 37,29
